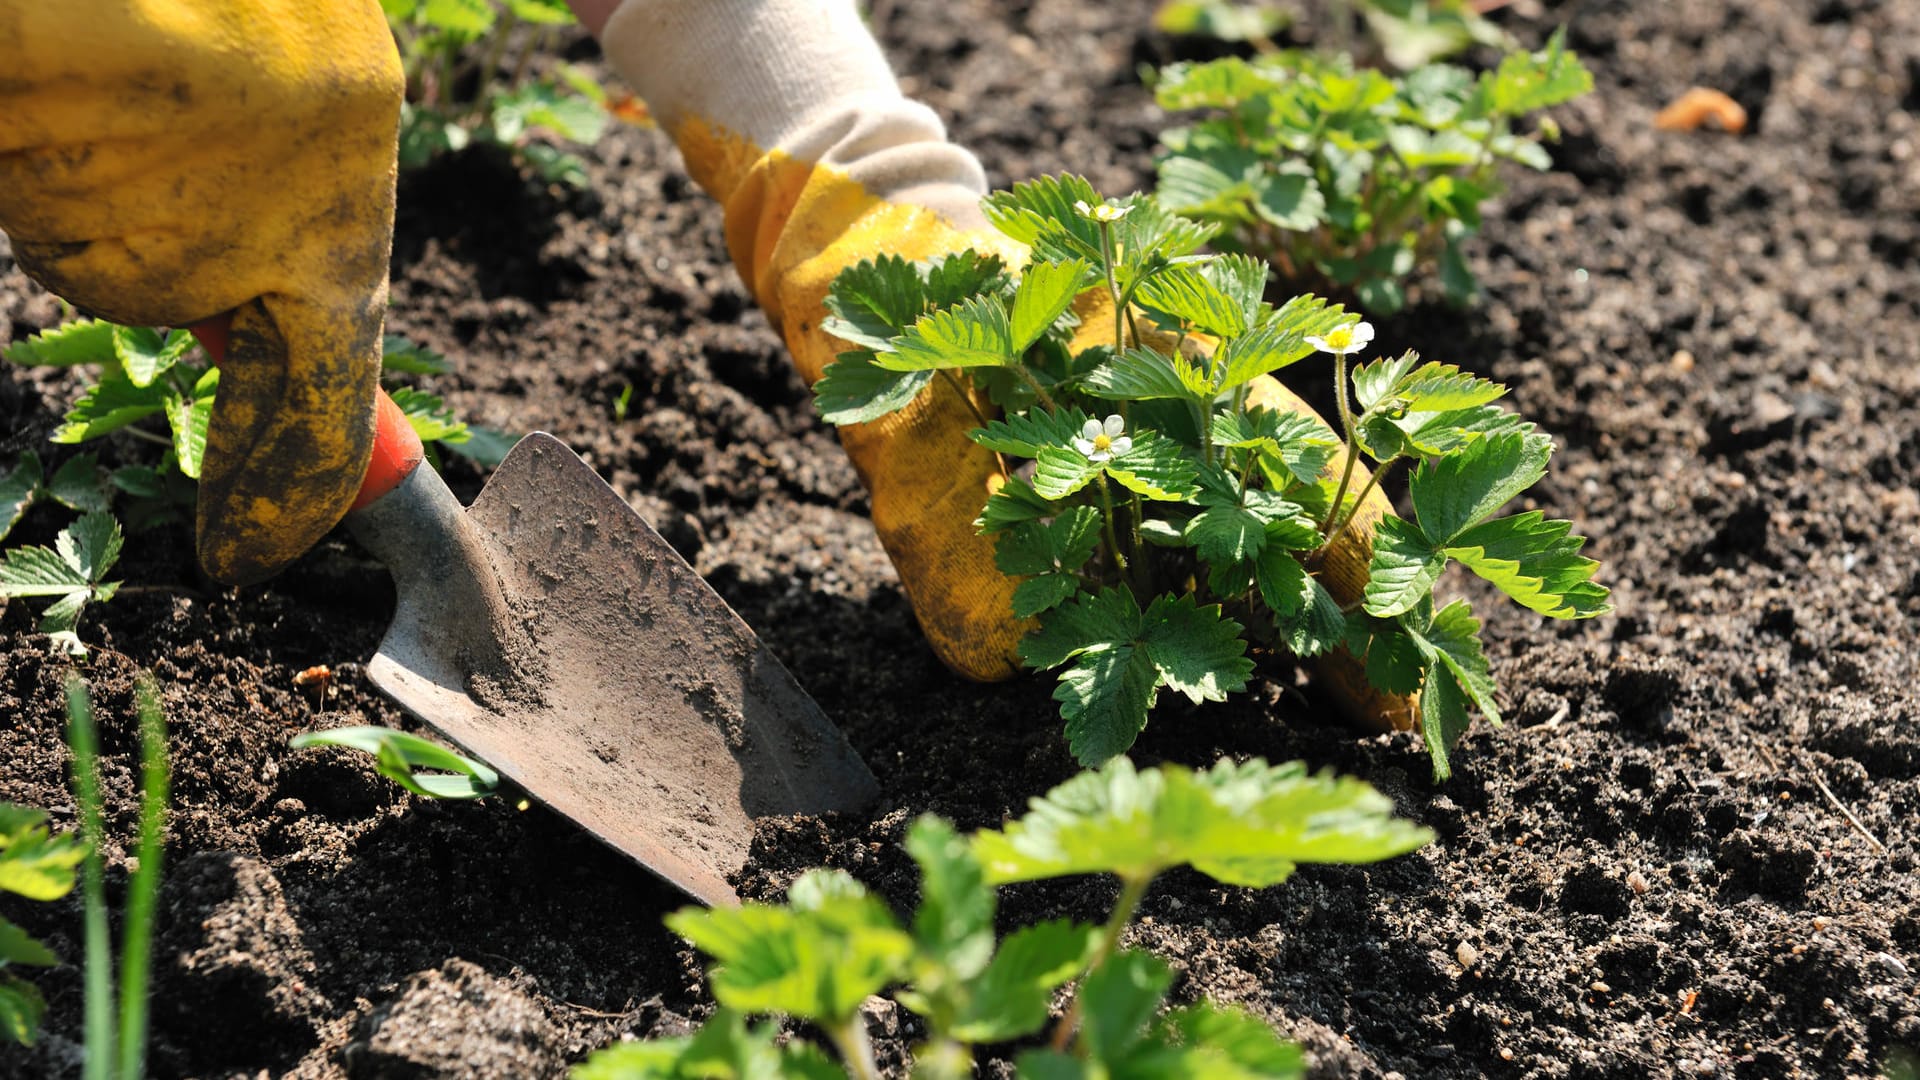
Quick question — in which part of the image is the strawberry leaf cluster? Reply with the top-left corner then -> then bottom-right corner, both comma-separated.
574,756 -> 1431,1079
1152,29 -> 1591,312
810,174 -> 1607,779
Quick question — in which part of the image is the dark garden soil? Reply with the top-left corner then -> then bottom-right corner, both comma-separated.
6,0 -> 1920,1076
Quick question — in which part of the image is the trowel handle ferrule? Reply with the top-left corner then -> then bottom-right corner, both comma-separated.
352,389 -> 427,511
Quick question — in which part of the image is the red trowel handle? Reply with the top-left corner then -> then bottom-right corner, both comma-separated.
187,316 -> 425,510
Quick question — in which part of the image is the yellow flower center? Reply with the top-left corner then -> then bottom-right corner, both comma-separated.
1091,434 -> 1114,453
1324,327 -> 1354,350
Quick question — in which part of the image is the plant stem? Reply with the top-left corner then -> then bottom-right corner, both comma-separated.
1014,366 -> 1059,412
117,676 -> 168,1080
1097,474 -> 1130,583
65,675 -> 116,1080
939,370 -> 1009,476
831,1015 -> 883,1080
468,9 -> 518,124
121,427 -> 173,448
1319,355 -> 1362,537
1048,872 -> 1155,1053
1319,455 -> 1396,560
1101,222 -> 1126,351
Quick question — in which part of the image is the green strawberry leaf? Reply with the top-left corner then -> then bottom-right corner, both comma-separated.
976,476 -> 1058,533
380,334 -> 454,376
1080,950 -> 1174,1062
0,917 -> 57,968
3,319 -> 118,367
111,326 -> 196,388
1409,430 -> 1554,545
50,376 -> 171,444
877,295 -> 1014,371
1444,511 -> 1611,619
47,453 -> 109,513
667,869 -> 913,1024
1403,599 -> 1501,724
167,366 -> 220,479
972,756 -> 1432,887
1082,347 -> 1213,403
1033,447 -> 1106,500
905,815 -> 995,978
814,351 -> 934,426
1251,165 -> 1326,231
947,919 -> 1095,1043
1136,264 -> 1252,340
1105,433 -> 1200,501
1055,646 -> 1163,786
0,453 -> 44,542
0,804 -> 85,902
1255,549 -> 1345,657
823,254 -> 929,349
971,406 -> 1092,458
0,977 -> 46,1048
1362,515 -> 1446,618
1011,258 -> 1093,352
1419,657 -> 1473,781
1217,295 -> 1354,391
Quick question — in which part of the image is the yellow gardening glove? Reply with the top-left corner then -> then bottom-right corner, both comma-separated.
0,0 -> 403,585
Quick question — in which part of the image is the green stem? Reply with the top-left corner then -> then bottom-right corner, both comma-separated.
1014,366 -> 1059,412
65,675 -> 115,1080
831,1015 -> 883,1080
1096,474 -> 1130,583
940,369 -> 1010,476
1319,354 -> 1361,536
1100,221 -> 1128,352
467,9 -> 517,123
121,426 -> 172,448
117,676 -> 168,1080
1318,455 -> 1397,561
1048,872 -> 1155,1053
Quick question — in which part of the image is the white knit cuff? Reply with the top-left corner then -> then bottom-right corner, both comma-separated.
598,0 -> 987,209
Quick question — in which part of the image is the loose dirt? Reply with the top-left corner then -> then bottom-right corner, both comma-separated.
5,0 -> 1919,1076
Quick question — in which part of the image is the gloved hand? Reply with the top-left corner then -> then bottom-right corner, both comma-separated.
597,0 -> 1414,728
0,0 -> 403,585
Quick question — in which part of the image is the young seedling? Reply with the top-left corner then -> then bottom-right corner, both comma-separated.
1151,30 -> 1592,312
289,726 -> 500,801
574,755 -> 1432,1079
0,803 -> 87,1047
812,174 -> 1607,778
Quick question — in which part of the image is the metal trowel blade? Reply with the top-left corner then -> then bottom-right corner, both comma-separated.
347,432 -> 879,906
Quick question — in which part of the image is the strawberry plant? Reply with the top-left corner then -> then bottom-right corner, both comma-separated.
1150,30 -> 1591,313
382,0 -> 612,187
812,175 -> 1607,778
574,755 -> 1432,1079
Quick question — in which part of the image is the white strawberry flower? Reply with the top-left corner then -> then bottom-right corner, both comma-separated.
1073,414 -> 1132,463
1072,198 -> 1134,224
1305,320 -> 1375,356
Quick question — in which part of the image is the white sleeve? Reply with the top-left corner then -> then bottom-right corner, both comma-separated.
597,0 -> 989,221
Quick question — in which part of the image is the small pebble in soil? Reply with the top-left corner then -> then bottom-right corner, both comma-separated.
1457,941 -> 1480,969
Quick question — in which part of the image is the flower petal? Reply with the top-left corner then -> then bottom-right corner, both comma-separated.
1081,419 -> 1103,440
1352,322 -> 1375,345
1109,436 -> 1132,457
1102,414 -> 1125,438
1073,438 -> 1096,457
